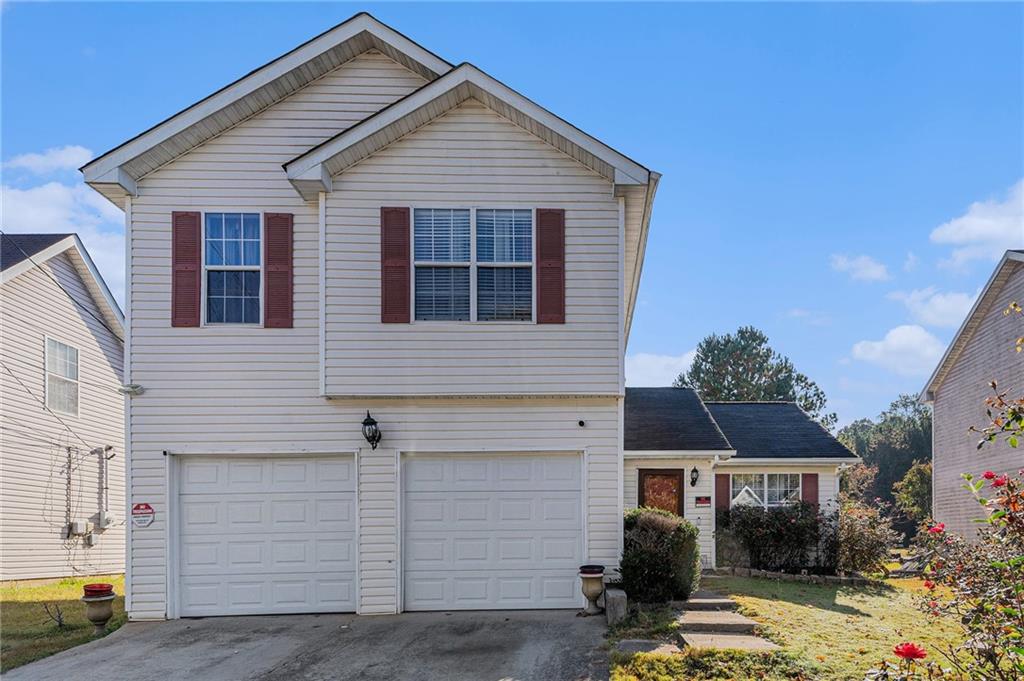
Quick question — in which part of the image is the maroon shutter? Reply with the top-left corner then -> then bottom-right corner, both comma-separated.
171,211 -> 201,327
380,207 -> 410,323
263,213 -> 293,328
536,208 -> 565,324
801,473 -> 819,510
715,474 -> 730,510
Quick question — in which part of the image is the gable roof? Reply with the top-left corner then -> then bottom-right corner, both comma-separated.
921,250 -> 1024,402
1,233 -> 72,271
284,62 -> 653,199
81,12 -> 453,205
624,387 -> 733,452
1,233 -> 125,335
704,402 -> 856,460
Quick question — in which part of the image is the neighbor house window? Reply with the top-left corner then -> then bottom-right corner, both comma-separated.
204,213 -> 261,324
730,473 -> 801,509
45,338 -> 79,416
413,208 -> 533,322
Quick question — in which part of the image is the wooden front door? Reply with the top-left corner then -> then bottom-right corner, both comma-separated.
638,469 -> 685,516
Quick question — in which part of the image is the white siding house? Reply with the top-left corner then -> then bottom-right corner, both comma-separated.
1,234 -> 125,580
82,13 -> 657,619
923,250 -> 1024,538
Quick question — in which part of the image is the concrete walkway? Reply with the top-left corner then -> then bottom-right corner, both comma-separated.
675,590 -> 779,651
7,610 -> 609,681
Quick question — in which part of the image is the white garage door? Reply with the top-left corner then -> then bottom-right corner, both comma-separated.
402,453 -> 583,611
177,456 -> 356,616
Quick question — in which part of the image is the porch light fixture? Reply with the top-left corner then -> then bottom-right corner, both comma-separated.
362,411 -> 381,450
690,467 -> 699,487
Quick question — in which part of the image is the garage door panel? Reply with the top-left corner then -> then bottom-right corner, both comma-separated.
404,492 -> 580,532
404,570 -> 580,610
403,453 -> 583,611
404,455 -> 581,493
178,455 -> 356,617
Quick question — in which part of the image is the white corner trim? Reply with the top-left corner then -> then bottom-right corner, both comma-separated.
285,63 -> 650,192
318,192 -> 327,397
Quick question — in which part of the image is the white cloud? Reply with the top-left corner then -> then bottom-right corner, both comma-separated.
851,325 -> 945,378
830,254 -> 890,282
930,179 -> 1024,268
903,251 -> 919,272
4,145 -> 93,175
1,181 -> 124,303
887,287 -> 976,328
625,351 -> 696,387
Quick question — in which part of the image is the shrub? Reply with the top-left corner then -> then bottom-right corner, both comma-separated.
620,507 -> 701,603
717,502 -> 831,573
837,498 -> 901,574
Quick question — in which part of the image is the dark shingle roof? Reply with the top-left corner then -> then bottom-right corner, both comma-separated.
624,387 -> 732,451
1,233 -> 72,272
704,402 -> 856,459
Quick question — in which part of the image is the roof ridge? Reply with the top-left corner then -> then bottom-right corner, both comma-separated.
705,400 -> 797,405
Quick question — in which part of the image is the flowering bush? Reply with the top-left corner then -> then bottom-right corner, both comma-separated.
716,502 -> 833,573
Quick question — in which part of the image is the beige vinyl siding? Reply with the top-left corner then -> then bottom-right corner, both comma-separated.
324,99 -> 622,396
127,52 -> 623,618
932,262 -> 1024,538
623,457 -> 716,566
1,254 -> 125,580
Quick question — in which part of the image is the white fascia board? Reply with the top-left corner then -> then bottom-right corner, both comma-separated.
715,457 -> 860,467
85,167 -> 137,198
286,63 -> 651,187
625,449 -> 735,459
82,13 -> 452,185
1,235 -> 124,332
920,250 -> 1024,402
624,171 -> 660,343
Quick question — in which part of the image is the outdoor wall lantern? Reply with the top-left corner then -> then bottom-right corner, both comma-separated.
362,411 -> 382,450
690,466 -> 700,487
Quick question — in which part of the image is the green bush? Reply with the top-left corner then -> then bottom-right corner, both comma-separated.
717,502 -> 833,573
620,507 -> 701,603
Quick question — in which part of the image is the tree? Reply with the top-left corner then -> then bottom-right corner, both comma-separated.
676,326 -> 837,430
893,461 -> 932,523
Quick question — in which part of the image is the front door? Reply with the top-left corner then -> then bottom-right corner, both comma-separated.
638,469 -> 685,516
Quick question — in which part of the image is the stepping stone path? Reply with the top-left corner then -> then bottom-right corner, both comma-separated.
675,590 -> 779,652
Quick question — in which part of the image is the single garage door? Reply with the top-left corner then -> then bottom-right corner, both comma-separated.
402,453 -> 583,611
177,456 -> 356,616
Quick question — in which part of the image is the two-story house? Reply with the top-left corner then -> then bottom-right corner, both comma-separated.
922,250 -> 1024,538
1,233 -> 125,580
82,13 -> 658,619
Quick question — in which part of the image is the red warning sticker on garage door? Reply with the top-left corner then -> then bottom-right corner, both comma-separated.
131,503 -> 155,528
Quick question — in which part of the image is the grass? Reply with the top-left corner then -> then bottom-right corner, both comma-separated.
607,576 -> 963,681
0,574 -> 126,673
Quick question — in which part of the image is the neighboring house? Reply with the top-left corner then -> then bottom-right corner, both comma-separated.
623,388 -> 857,567
0,233 -> 125,580
81,13 -> 659,619
922,250 -> 1024,538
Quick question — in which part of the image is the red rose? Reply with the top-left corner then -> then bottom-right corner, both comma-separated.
923,580 -> 935,590
992,475 -> 1009,488
982,471 -> 996,480
893,642 -> 927,660
928,523 -> 945,534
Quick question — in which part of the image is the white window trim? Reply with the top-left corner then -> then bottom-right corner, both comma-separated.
44,335 -> 80,417
729,472 -> 802,509
409,205 -> 537,324
199,211 -> 264,327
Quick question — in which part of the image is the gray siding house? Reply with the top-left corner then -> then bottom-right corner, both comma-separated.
1,233 -> 126,579
922,250 -> 1024,538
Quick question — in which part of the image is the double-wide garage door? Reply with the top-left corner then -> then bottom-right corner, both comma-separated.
178,456 -> 356,616
402,453 -> 584,611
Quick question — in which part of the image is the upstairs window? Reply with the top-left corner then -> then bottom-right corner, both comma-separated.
413,208 -> 533,322
204,213 -> 261,324
45,337 -> 79,416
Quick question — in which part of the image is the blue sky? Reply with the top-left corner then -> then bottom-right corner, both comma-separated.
3,2 -> 1022,426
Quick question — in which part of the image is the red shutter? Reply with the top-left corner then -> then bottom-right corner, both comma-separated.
715,474 -> 730,510
536,208 -> 565,324
380,207 -> 410,323
263,213 -> 293,328
171,211 -> 201,327
801,473 -> 819,511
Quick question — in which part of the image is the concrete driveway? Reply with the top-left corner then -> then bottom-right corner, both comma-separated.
7,610 -> 609,681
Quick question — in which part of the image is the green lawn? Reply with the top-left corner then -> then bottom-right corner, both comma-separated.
0,574 -> 126,673
608,576 -> 964,681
